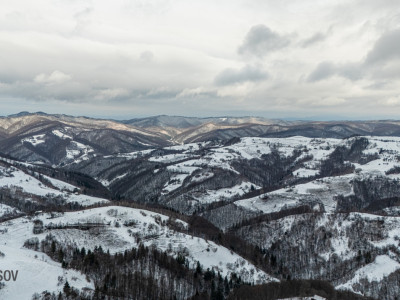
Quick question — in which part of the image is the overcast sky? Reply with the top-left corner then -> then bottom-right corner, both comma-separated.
1,0 -> 400,120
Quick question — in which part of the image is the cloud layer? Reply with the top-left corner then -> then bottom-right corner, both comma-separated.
1,0 -> 400,119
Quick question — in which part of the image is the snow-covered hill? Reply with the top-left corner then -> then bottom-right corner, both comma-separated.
3,113 -> 400,166
0,206 -> 276,299
234,211 -> 400,298
0,158 -> 108,208
72,136 -> 400,217
0,113 -> 171,166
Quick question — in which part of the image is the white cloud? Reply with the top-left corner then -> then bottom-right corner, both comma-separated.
94,88 -> 130,100
34,71 -> 72,85
381,96 -> 400,106
318,97 -> 346,107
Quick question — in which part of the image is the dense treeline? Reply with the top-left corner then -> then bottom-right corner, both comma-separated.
233,211 -> 400,298
34,236 -> 374,300
162,168 -> 243,214
231,148 -> 300,188
186,215 -> 275,275
319,137 -> 377,178
227,280 -> 375,300
228,205 -> 313,230
0,186 -> 84,214
337,176 -> 400,212
36,235 -> 243,300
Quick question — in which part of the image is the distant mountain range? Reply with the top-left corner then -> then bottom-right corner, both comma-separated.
1,112 -> 400,165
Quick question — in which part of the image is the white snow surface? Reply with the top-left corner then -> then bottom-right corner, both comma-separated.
223,136 -> 340,161
99,172 -> 129,187
163,142 -> 208,152
193,182 -> 259,204
235,175 -> 353,214
65,141 -> 94,163
52,129 -> 72,140
336,255 -> 400,293
0,215 -> 94,300
42,175 -> 79,192
21,134 -> 46,146
190,171 -> 214,183
293,168 -> 319,178
149,153 -> 195,163
106,149 -> 155,159
235,194 -> 301,214
0,245 -> 93,300
0,203 -> 20,218
162,173 -> 191,193
0,166 -> 108,206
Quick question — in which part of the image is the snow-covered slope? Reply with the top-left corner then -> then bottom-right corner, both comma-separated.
336,255 -> 400,293
85,136 -> 400,215
0,164 -> 108,207
0,206 -> 276,299
0,245 -> 93,300
0,203 -> 20,219
234,210 -> 400,298
0,113 -> 171,166
235,175 -> 353,214
40,207 -> 273,283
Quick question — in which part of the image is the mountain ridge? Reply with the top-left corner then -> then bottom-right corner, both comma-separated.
2,112 -> 400,166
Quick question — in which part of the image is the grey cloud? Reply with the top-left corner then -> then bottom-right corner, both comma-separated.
307,62 -> 336,82
365,29 -> 400,65
214,65 -> 268,86
308,61 -> 363,82
301,32 -> 326,48
308,29 -> 400,83
0,73 -> 21,84
368,60 -> 400,81
0,75 -> 188,105
338,63 -> 364,81
140,51 -> 155,62
72,7 -> 93,35
0,80 -> 88,103
238,24 -> 290,58
364,81 -> 390,90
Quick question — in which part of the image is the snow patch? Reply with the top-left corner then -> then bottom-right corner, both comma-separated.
22,134 -> 46,146
336,255 -> 400,293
